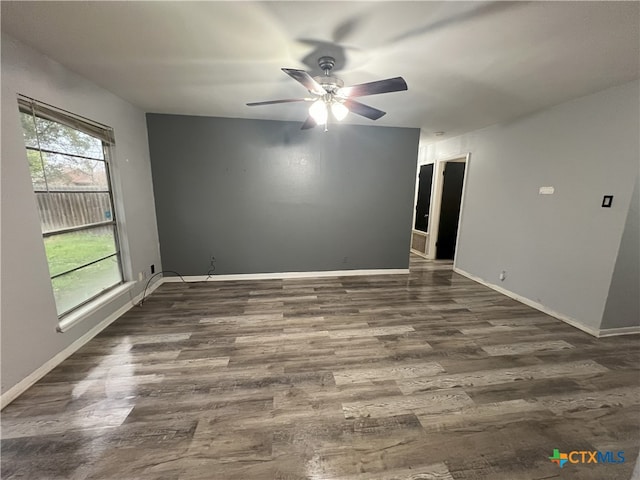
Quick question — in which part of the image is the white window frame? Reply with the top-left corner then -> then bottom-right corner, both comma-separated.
18,96 -> 129,327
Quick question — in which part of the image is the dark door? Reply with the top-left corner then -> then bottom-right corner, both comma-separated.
436,162 -> 466,260
414,164 -> 433,232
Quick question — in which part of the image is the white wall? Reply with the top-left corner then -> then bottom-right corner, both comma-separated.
422,81 -> 639,332
601,172 -> 640,330
1,35 -> 162,396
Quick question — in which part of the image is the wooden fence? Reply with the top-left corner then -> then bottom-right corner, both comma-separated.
36,191 -> 112,233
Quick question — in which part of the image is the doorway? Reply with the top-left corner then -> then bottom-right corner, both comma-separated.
436,162 -> 466,259
426,154 -> 469,262
414,164 -> 433,232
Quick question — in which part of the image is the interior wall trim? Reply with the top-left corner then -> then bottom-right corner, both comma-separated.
163,269 -> 410,283
0,279 -> 164,410
58,281 -> 137,333
429,152 -> 471,261
598,325 -> 640,337
452,267 -> 602,338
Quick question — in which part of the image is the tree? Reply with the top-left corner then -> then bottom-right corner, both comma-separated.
20,111 -> 105,189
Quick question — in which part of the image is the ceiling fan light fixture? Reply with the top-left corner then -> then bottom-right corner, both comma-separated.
331,102 -> 349,121
247,56 -> 407,130
309,99 -> 328,125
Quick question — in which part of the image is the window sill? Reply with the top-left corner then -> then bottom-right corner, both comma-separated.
57,281 -> 136,333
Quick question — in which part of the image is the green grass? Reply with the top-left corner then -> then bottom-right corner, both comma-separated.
44,231 -> 122,315
44,230 -> 115,276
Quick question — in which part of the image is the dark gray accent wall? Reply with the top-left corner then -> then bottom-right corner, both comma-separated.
146,114 -> 419,275
601,173 -> 640,329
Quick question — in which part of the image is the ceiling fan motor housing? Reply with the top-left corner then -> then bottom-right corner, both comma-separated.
315,75 -> 344,94
315,56 -> 343,94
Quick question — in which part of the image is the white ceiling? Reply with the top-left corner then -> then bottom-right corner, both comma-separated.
2,1 -> 639,142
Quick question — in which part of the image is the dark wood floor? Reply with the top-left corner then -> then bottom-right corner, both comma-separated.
2,256 -> 639,479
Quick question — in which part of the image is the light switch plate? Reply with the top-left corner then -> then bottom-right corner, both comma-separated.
602,195 -> 613,208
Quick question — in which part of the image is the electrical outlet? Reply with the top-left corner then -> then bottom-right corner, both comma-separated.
138,271 -> 144,281
499,270 -> 506,281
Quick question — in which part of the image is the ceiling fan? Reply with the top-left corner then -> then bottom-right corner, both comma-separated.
246,56 -> 408,131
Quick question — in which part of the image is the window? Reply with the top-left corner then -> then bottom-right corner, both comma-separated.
18,97 -> 124,318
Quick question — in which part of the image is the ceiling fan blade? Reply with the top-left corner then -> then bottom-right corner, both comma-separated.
301,116 -> 317,130
344,99 -> 386,120
246,99 -> 309,107
340,77 -> 408,98
282,68 -> 326,95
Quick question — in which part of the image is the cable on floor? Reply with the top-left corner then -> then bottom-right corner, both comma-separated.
137,270 -> 187,307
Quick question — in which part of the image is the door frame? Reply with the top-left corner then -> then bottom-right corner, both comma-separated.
427,153 -> 471,262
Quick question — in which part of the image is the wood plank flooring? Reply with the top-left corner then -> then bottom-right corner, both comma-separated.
2,256 -> 639,479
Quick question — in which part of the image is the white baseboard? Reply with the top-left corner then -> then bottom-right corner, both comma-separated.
163,268 -> 410,282
452,267 -> 602,338
0,279 -> 164,410
598,325 -> 640,337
